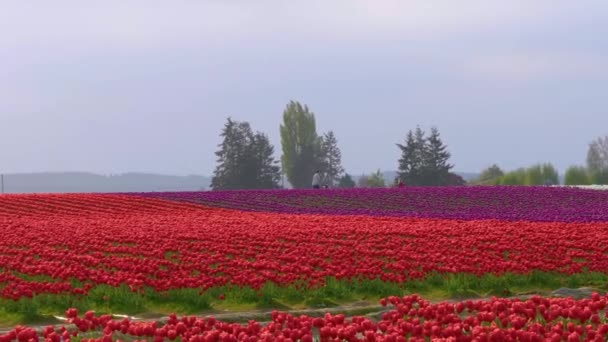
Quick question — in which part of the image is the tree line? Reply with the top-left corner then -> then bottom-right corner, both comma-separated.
211,101 -> 458,190
471,136 -> 608,186
211,100 -> 608,190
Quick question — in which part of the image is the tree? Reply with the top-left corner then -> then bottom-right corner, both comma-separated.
249,133 -> 282,188
447,172 -> 466,186
397,126 -> 454,186
211,118 -> 281,190
587,136 -> 608,184
498,168 -> 527,185
280,101 -> 325,188
495,163 -> 558,186
564,166 -> 591,185
423,127 -> 453,185
524,165 -> 544,185
338,173 -> 356,188
587,136 -> 608,172
474,164 -> 504,185
397,128 -> 426,186
539,163 -> 559,185
367,170 -> 386,188
358,170 -> 386,188
320,131 -> 344,187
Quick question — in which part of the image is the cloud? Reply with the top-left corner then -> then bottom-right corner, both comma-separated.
1,0 -> 596,50
467,51 -> 608,81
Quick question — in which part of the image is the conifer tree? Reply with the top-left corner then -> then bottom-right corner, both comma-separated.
321,131 -> 344,187
211,118 -> 281,190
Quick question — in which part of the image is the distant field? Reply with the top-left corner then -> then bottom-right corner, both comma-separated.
1,186 -> 608,339
137,186 -> 608,222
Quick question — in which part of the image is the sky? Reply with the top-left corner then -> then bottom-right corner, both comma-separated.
1,1 -> 607,176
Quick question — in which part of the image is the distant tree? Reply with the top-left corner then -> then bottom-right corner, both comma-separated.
397,126 -> 453,186
358,170 -> 386,188
524,165 -> 544,185
368,170 -> 386,188
249,133 -> 282,188
540,163 -> 559,185
211,118 -> 281,190
321,131 -> 344,187
496,163 -> 558,186
338,173 -> 356,188
397,130 -> 418,186
564,166 -> 591,185
587,136 -> 608,172
498,168 -> 527,185
447,172 -> 466,186
397,127 -> 426,185
280,101 -> 325,188
423,127 -> 453,185
357,175 -> 369,188
587,136 -> 608,184
211,118 -> 247,190
474,164 -> 504,185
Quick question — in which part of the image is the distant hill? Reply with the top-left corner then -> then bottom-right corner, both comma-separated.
0,170 -> 483,194
0,172 -> 210,194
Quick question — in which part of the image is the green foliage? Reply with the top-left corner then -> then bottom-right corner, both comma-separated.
564,166 -> 591,185
472,164 -> 504,185
397,126 -> 453,186
337,173 -> 356,188
211,118 -> 281,190
280,101 -> 325,188
499,168 -> 527,185
538,163 -> 559,185
368,170 -> 386,188
524,165 -> 544,185
358,170 -> 386,188
497,163 -> 559,186
589,169 -> 608,185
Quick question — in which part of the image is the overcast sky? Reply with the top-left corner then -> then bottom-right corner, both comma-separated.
1,1 -> 607,176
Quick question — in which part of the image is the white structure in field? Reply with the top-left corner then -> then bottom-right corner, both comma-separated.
557,185 -> 608,191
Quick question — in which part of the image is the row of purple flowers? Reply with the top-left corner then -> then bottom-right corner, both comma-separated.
130,186 -> 608,223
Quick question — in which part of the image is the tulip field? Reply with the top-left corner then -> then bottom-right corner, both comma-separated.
7,294 -> 608,342
1,186 -> 608,341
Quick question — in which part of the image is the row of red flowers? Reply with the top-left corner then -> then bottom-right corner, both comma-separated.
0,194 -> 607,300
3,294 -> 608,341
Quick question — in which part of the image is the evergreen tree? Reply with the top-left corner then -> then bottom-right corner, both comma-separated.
447,172 -> 466,186
211,118 -> 281,190
321,131 -> 344,187
413,127 -> 428,184
423,127 -> 453,185
397,126 -> 453,186
211,118 -> 248,190
248,133 -> 282,188
397,130 -> 421,185
280,101 -> 325,188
